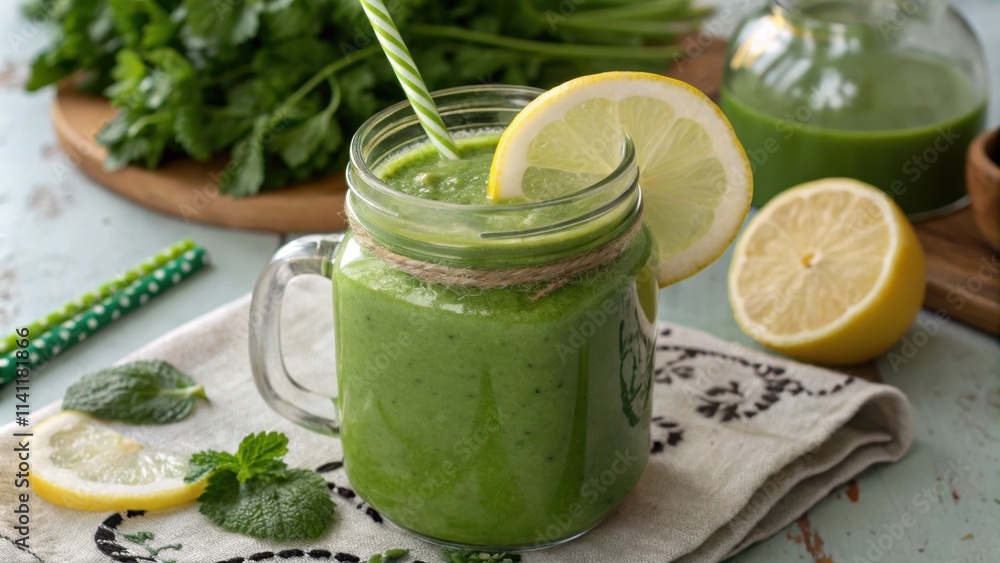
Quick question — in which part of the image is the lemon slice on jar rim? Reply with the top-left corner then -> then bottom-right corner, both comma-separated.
487,71 -> 753,287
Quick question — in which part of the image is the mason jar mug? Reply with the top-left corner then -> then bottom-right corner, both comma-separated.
249,86 -> 659,550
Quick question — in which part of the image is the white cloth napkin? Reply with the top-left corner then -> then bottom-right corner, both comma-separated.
0,277 -> 914,563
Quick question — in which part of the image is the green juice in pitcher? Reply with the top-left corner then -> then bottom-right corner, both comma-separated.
332,129 -> 657,547
722,52 -> 986,215
721,0 -> 989,217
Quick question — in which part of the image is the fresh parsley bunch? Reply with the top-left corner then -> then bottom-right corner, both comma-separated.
185,432 -> 335,541
24,0 -> 705,197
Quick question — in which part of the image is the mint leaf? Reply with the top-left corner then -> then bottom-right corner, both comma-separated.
184,450 -> 238,484
234,431 -> 289,482
235,431 -> 288,465
186,433 -> 288,484
63,360 -> 207,424
188,432 -> 334,541
197,469 -> 239,505
198,468 -> 333,541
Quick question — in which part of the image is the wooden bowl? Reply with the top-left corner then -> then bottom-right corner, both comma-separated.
967,126 -> 1000,250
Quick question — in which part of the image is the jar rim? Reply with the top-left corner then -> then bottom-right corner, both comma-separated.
348,84 -> 636,215
345,84 -> 643,268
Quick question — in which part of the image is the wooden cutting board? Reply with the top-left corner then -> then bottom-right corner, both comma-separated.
51,87 -> 348,232
912,208 -> 1000,334
665,38 -> 999,335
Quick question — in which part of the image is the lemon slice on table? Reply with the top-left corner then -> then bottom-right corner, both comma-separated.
487,71 -> 752,286
728,178 -> 926,365
31,411 -> 204,511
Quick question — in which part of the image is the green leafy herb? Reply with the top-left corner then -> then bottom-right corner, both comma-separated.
122,530 -> 182,559
185,432 -> 335,541
62,360 -> 207,424
122,531 -> 154,544
368,548 -> 410,563
440,549 -> 522,563
25,0 -> 706,198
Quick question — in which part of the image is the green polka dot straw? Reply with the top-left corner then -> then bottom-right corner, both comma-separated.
0,240 -> 208,385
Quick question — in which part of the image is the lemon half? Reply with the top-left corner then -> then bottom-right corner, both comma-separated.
31,411 -> 204,511
728,178 -> 926,365
487,72 -> 753,286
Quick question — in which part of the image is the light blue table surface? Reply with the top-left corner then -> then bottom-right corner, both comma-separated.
1,1 -> 997,561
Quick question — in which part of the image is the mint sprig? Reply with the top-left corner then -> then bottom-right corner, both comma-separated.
186,432 -> 334,541
62,360 -> 207,424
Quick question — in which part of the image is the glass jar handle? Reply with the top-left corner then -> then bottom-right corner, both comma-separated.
249,234 -> 343,436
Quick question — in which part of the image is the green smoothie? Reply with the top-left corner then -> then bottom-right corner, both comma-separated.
376,136 -> 499,205
720,51 -> 986,214
333,136 -> 657,547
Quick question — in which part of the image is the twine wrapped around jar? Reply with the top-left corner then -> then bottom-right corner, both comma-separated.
347,212 -> 645,300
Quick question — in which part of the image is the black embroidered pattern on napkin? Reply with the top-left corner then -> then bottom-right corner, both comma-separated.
653,327 -> 855,422
316,462 -> 382,524
90,461 -> 389,563
94,510 -> 365,563
650,417 -> 685,454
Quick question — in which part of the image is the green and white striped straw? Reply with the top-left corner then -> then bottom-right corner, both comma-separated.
0,241 -> 208,385
359,0 -> 461,160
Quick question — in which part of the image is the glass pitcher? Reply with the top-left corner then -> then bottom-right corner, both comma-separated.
721,0 -> 988,219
